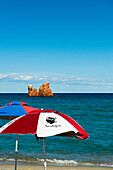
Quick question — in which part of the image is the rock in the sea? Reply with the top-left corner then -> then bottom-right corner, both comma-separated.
28,84 -> 33,91
28,82 -> 54,97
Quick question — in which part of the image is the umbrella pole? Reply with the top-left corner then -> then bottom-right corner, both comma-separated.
15,134 -> 18,170
43,137 -> 47,170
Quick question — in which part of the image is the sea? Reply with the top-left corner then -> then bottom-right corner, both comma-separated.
0,93 -> 113,167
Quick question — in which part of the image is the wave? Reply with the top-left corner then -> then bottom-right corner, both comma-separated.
0,157 -> 113,168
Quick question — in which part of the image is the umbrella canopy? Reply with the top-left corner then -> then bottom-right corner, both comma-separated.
0,111 -> 89,140
0,101 -> 40,170
0,101 -> 39,120
0,111 -> 89,170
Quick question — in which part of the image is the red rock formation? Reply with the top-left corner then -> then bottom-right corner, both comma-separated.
28,82 -> 54,97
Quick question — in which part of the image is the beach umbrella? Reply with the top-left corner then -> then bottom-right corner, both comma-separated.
0,101 -> 39,170
0,111 -> 89,170
0,101 -> 39,119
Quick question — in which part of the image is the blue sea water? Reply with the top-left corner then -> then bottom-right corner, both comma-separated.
0,93 -> 113,167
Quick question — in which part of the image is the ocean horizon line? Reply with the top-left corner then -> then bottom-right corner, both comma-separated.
0,92 -> 113,95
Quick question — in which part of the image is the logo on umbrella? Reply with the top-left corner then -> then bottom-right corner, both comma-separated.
46,117 -> 56,124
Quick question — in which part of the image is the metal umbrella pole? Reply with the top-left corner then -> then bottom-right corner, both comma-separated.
43,137 -> 47,170
15,134 -> 18,170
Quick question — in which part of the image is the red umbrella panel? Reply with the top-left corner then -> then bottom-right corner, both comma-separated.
0,112 -> 89,140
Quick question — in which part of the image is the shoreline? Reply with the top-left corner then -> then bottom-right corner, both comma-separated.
0,159 -> 113,169
0,164 -> 113,170
0,161 -> 113,169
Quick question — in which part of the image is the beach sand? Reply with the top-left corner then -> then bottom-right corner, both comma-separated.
0,165 -> 113,170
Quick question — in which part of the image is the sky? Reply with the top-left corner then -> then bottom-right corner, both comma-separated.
0,0 -> 113,93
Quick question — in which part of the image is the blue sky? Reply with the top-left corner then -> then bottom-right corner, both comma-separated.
0,0 -> 113,93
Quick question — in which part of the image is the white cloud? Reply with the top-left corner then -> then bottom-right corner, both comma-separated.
0,73 -> 113,90
39,78 -> 44,80
14,75 -> 33,81
0,74 -> 8,79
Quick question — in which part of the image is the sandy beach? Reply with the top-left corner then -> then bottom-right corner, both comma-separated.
0,165 -> 113,170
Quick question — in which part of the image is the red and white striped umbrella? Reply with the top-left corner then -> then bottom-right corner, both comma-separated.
0,111 -> 89,170
0,111 -> 89,140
